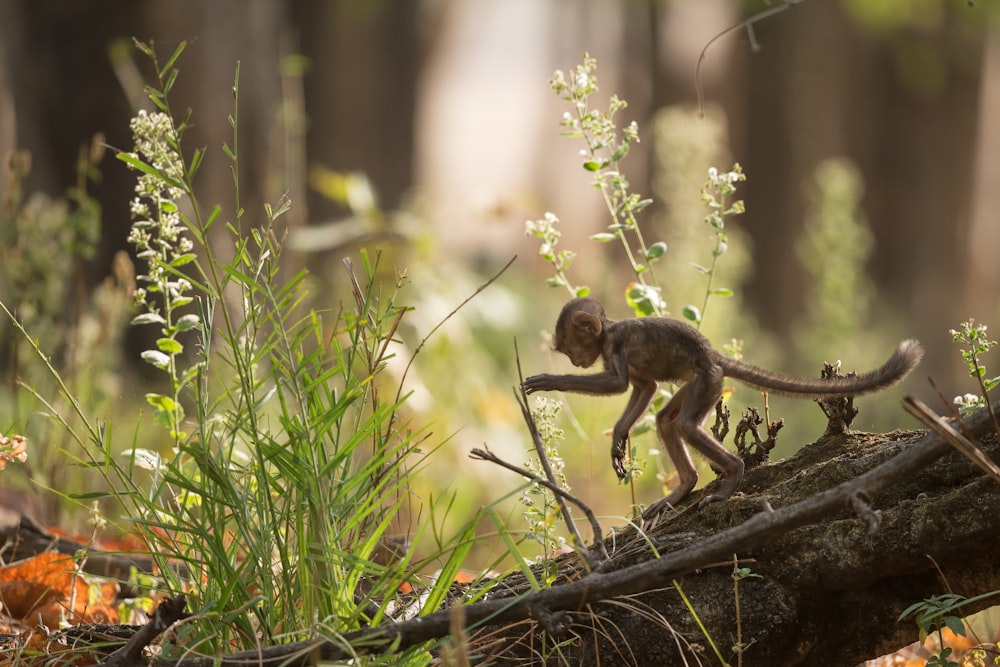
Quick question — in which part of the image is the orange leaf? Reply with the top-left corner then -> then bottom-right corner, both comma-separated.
0,552 -> 118,627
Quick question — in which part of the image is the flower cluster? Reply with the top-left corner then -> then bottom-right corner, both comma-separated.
126,109 -> 194,314
522,396 -> 570,565
524,212 -> 584,295
950,319 -> 999,416
701,163 -> 747,232
122,106 -> 201,439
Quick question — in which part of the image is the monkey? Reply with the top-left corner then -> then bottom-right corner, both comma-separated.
522,297 -> 924,518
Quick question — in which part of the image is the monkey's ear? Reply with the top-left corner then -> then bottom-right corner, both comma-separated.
572,311 -> 603,337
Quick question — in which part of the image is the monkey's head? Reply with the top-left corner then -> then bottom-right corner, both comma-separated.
553,297 -> 607,368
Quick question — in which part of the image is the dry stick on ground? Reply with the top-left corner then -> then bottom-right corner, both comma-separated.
150,396 -> 1000,667
97,595 -> 189,667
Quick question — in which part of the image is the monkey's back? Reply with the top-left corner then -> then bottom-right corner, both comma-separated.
610,316 -> 712,384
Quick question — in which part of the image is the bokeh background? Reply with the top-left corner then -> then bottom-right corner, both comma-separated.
1,0 -> 998,544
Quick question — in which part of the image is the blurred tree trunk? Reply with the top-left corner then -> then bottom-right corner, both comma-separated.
0,0 -> 422,332
730,2 -> 985,382
0,0 -> 142,288
290,0 -> 420,218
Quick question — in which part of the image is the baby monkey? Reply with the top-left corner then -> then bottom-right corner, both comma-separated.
522,297 -> 924,518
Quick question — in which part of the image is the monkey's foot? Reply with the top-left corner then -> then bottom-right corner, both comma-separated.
697,475 -> 742,507
697,492 -> 730,507
641,479 -> 697,520
641,496 -> 678,520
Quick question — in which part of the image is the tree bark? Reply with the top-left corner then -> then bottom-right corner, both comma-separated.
472,422 -> 1000,665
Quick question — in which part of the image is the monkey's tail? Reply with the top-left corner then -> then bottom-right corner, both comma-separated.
719,339 -> 925,398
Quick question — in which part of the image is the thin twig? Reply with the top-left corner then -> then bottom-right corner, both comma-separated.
391,256 -> 516,413
469,445 -> 606,560
695,0 -> 804,116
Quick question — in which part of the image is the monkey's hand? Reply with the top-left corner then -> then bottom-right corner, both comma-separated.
522,374 -> 555,394
611,428 -> 629,480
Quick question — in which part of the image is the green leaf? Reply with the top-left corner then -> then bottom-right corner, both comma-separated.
631,421 -> 652,437
646,242 -> 667,260
141,350 -> 171,369
682,305 -> 701,323
713,288 -> 734,297
943,615 -> 966,637
188,148 -> 204,180
131,313 -> 166,326
204,205 -> 222,232
161,41 -> 188,76
625,284 -> 664,317
162,68 -> 179,96
116,152 -> 185,190
590,233 -> 617,242
150,401 -> 183,431
179,364 -> 201,389
170,253 -> 197,267
175,314 -> 201,331
157,337 -> 183,355
574,286 -> 590,297
583,160 -> 602,172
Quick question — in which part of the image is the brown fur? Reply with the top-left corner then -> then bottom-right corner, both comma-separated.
523,297 -> 924,517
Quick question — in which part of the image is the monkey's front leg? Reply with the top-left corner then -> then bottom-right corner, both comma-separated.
522,370 -> 629,396
611,380 -> 657,479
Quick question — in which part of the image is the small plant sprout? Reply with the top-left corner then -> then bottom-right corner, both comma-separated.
524,211 -> 588,298
685,164 -> 745,329
549,54 -> 665,316
950,319 -> 1000,431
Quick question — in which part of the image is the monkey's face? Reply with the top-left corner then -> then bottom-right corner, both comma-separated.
552,299 -> 606,368
554,328 -> 602,368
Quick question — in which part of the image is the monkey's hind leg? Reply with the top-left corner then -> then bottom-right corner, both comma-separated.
642,385 -> 699,519
643,374 -> 744,519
